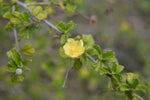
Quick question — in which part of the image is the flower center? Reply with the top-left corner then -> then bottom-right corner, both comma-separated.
71,48 -> 77,54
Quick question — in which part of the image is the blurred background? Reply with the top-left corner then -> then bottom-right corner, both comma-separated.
0,0 -> 150,100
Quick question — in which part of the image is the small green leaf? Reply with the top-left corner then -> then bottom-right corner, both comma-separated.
12,11 -> 20,18
11,73 -> 25,82
116,65 -> 124,73
19,25 -> 39,39
102,50 -> 115,60
7,48 -> 22,66
72,58 -> 82,70
120,84 -> 130,91
66,21 -> 75,32
80,53 -> 87,62
21,43 -> 35,56
66,3 -> 76,12
99,65 -> 111,75
82,34 -> 94,50
3,11 -> 11,19
19,11 -> 31,26
57,21 -> 66,32
7,60 -> 17,72
136,84 -> 146,92
93,44 -> 102,59
5,22 -> 13,31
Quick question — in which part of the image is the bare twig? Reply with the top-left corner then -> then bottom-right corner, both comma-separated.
86,53 -> 96,63
76,11 -> 90,20
62,59 -> 72,88
132,93 -> 144,100
26,2 -> 59,6
12,5 -> 20,50
16,1 -> 62,33
109,78 -> 114,91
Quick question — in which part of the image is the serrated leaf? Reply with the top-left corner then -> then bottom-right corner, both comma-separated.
136,84 -> 146,92
93,44 -> 102,59
66,3 -> 76,12
80,53 -> 87,62
99,65 -> 111,75
21,43 -> 35,56
57,21 -> 66,32
66,21 -> 75,32
103,50 -> 115,60
7,60 -> 17,72
113,74 -> 122,83
10,17 -> 20,24
19,25 -> 39,39
19,11 -> 30,25
32,6 -> 43,15
120,84 -> 130,91
3,11 -> 11,19
12,11 -> 20,18
5,22 -> 13,31
7,48 -> 22,66
82,34 -> 94,50
116,65 -> 124,73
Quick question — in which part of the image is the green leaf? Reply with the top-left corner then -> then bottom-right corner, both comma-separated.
116,65 -> 124,73
136,84 -> 146,92
5,22 -> 13,31
93,60 -> 101,72
113,74 -> 122,83
66,21 -> 75,32
10,0 -> 18,4
126,73 -> 139,89
82,34 -> 94,50
7,60 -> 17,72
66,3 -> 76,12
11,73 -> 25,82
93,44 -> 102,59
19,25 -> 39,39
80,53 -> 87,62
86,48 -> 96,56
19,11 -> 31,26
3,11 -> 11,19
99,65 -> 111,75
12,11 -> 20,18
57,21 -> 66,32
120,84 -> 130,91
102,50 -> 115,60
7,48 -> 22,66
59,46 -> 68,58
72,58 -> 82,70
21,43 -> 35,56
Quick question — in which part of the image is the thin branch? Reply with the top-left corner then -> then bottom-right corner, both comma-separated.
132,93 -> 144,100
26,2 -> 59,6
86,53 -> 96,63
62,59 -> 72,88
12,5 -> 20,50
76,11 -> 90,20
109,78 -> 114,91
16,1 -> 62,33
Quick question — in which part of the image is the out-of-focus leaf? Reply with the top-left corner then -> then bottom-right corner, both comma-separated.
21,43 -> 35,56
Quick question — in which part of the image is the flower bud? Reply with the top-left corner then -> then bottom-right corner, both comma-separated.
15,68 -> 23,75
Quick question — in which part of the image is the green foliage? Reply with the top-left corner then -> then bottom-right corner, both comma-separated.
72,58 -> 82,70
0,0 -> 146,99
57,21 -> 75,33
21,43 -> 35,56
19,25 -> 39,39
102,50 -> 115,61
82,34 -> 94,50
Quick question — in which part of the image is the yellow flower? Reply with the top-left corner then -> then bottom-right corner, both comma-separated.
63,38 -> 85,58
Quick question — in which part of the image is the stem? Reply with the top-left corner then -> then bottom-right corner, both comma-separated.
109,78 -> 114,91
86,53 -> 96,63
12,5 -> 20,50
26,2 -> 59,6
132,93 -> 144,100
76,11 -> 90,20
62,59 -> 71,88
16,1 -> 62,33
